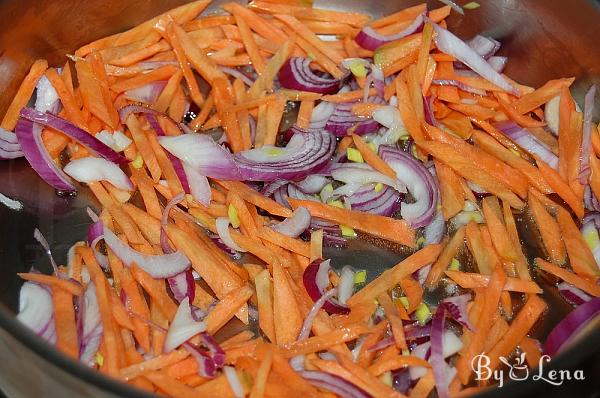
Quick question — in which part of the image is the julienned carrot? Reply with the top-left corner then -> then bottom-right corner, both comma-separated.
217,181 -> 293,218
336,353 -> 405,398
165,24 -> 204,107
250,347 -> 273,398
418,140 -> 525,209
369,3 -> 426,28
223,3 -> 287,45
296,100 -> 315,129
248,37 -> 295,100
528,194 -> 566,265
75,58 -> 115,129
511,78 -> 574,115
45,68 -> 88,129
456,265 -> 506,384
434,160 -> 465,220
482,196 -> 519,263
272,264 -> 303,345
487,295 -> 547,372
288,198 -> 415,247
520,337 -> 542,368
256,227 -> 311,258
292,34 -> 345,79
205,284 -> 254,335
395,74 -> 424,143
1,59 -> 48,131
558,85 -> 576,179
253,269 -> 277,340
18,272 -> 83,296
126,115 -> 162,182
263,94 -> 287,146
110,290 -> 135,330
426,226 -> 465,288
534,155 -> 584,219
120,349 -> 190,380
279,323 -> 370,358
555,208 -> 600,278
368,355 -> 430,377
444,270 -> 542,294
249,1 -> 370,28
352,134 -> 397,179
348,244 -> 443,306
130,264 -> 178,320
465,221 -> 494,275
51,286 -> 79,359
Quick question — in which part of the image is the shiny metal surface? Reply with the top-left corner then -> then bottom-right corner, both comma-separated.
0,0 -> 599,397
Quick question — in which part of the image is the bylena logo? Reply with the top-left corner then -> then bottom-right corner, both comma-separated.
471,353 -> 585,388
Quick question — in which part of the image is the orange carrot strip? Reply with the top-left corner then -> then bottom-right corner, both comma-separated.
535,155 -> 584,219
466,221 -> 496,275
288,198 -> 415,247
426,226 -> 465,288
502,200 -> 532,281
117,266 -> 151,353
120,349 -> 190,380
130,264 -> 178,320
377,293 -> 407,350
444,270 -> 542,294
369,4 -> 427,28
1,59 -> 48,130
51,286 -> 79,359
256,227 -> 310,258
435,160 -> 466,220
223,3 -> 287,45
396,77 -> 425,142
511,78 -> 575,115
75,58 -> 116,128
280,323 -> 370,358
368,355 -> 430,377
18,273 -> 83,296
232,79 -> 252,151
416,23 -> 434,83
482,196 -> 519,263
352,134 -> 397,178
165,24 -> 204,107
263,94 -> 286,146
556,208 -> 600,277
110,291 -> 135,331
472,130 -> 552,194
111,40 -> 171,67
568,111 -> 584,200
125,114 -> 162,182
348,244 -> 443,306
108,204 -> 147,245
232,12 -> 266,74
250,1 -> 370,27
250,347 -> 273,398
217,180 -> 293,218
248,38 -> 295,100
296,100 -> 315,129
337,354 -> 405,398
291,34 -> 344,79
130,167 -> 162,220
205,284 -> 254,335
529,193 -> 566,265
254,269 -> 276,343
45,68 -> 88,129
520,337 -> 542,368
111,65 -> 178,93
273,265 -> 304,345
145,371 -> 210,398
487,295 -> 547,372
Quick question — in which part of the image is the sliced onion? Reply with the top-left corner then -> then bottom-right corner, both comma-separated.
272,207 -> 311,238
95,130 -> 132,152
295,175 -> 331,194
345,183 -> 402,217
495,121 -> 559,169
0,127 -> 18,144
371,106 -> 408,146
580,212 -> 600,268
35,75 -> 61,114
19,108 -> 127,164
159,133 -> 242,180
299,370 -> 372,398
124,81 -> 166,104
33,228 -> 60,276
430,306 -> 449,398
103,226 -> 191,278
220,67 -> 255,87
488,56 -> 508,73
78,282 -> 103,366
337,266 -> 355,305
326,102 -> 380,137
164,297 -> 207,352
216,217 -> 246,252
424,209 -> 445,245
15,118 -> 75,192
182,163 -> 211,206
379,146 -> 438,228
355,13 -> 425,51
303,259 -> 349,314
431,79 -> 486,96
545,95 -> 560,136
63,157 -> 134,191
185,344 -> 217,378
223,366 -> 245,398
309,101 -> 337,129
584,186 -> 600,212
543,297 -> 600,356
579,85 -> 596,183
298,287 -> 339,342
278,57 -> 346,94
331,163 -> 406,194
198,332 -> 225,368
87,221 -> 109,270
0,146 -> 24,159
167,269 -> 196,304
558,282 -> 592,307
441,294 -> 476,332
17,282 -> 55,341
430,22 -> 518,95
467,35 -> 500,59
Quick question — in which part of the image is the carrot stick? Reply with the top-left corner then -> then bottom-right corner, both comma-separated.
256,227 -> 310,258
217,181 -> 293,218
248,37 -> 295,100
511,78 -> 574,115
75,58 -> 116,128
337,353 -> 405,398
296,100 -> 315,129
121,349 -> 190,380
348,244 -> 443,306
409,369 -> 435,398
529,194 -> 566,265
263,94 -> 286,146
351,134 -> 397,178
126,115 -> 162,182
487,295 -> 547,372
279,323 -> 370,359
145,371 -> 209,398
289,198 -> 415,247
426,226 -> 465,288
482,196 -> 519,263
45,68 -> 88,129
369,4 -> 427,28
165,24 -> 204,107
395,74 -> 425,143
212,77 -> 244,153
272,265 -> 304,344
18,272 -> 84,296
556,208 -> 600,277
534,155 -> 584,219
435,160 -> 466,219
291,34 -> 344,79
232,79 -> 252,150
232,13 -> 266,74
250,1 -> 370,28
377,293 -> 407,350
368,355 -> 430,377
520,337 -> 542,368
465,221 -> 494,275
223,3 -> 287,45
444,270 -> 542,294
130,264 -> 177,320
51,286 -> 79,359
205,284 -> 254,335
418,140 -> 525,209
250,347 -> 273,398
1,59 -> 48,131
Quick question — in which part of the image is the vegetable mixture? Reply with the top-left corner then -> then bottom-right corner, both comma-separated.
2,1 -> 600,397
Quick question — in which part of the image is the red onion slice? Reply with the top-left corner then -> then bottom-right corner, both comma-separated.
430,22 -> 518,95
379,146 -> 438,228
278,57 -> 346,94
303,259 -> 350,315
35,75 -> 61,114
355,13 -> 425,51
19,108 -> 127,164
87,221 -> 109,270
325,102 -> 380,137
164,297 -> 207,352
33,228 -> 61,276
295,175 -> 331,194
103,226 -> 191,279
17,282 -> 55,341
345,183 -> 402,217
430,306 -> 449,398
431,79 -> 487,96
331,163 -> 406,194
182,163 -> 211,206
494,121 -> 559,169
63,157 -> 134,191
298,287 -> 339,343
15,118 -> 75,192
124,81 -> 167,104
488,56 -> 508,73
440,294 -> 476,332
271,207 -> 311,238
467,35 -> 500,59
0,147 -> 24,159
78,282 -> 103,366
544,297 -> 600,356
216,217 -> 246,253
309,101 -> 336,130
0,128 -> 18,143
579,85 -> 596,183
424,209 -> 446,245
337,266 -> 355,305
558,282 -> 592,307
299,370 -> 372,398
